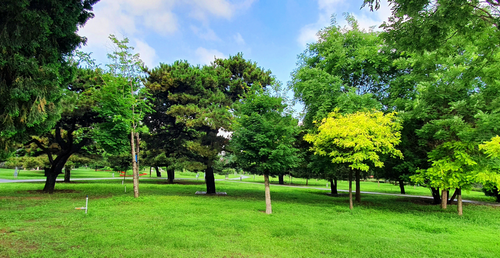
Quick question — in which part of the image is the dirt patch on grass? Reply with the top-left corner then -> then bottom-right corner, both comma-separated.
26,189 -> 80,194
155,180 -> 205,185
400,197 -> 438,206
0,196 -> 45,200
0,237 -> 38,254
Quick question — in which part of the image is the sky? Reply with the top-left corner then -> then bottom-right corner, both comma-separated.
78,0 -> 392,108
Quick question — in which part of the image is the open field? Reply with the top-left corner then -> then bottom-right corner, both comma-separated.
0,168 -> 241,181
245,175 -> 497,203
1,179 -> 500,257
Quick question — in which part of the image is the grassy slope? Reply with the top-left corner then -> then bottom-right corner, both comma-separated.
1,180 -> 499,257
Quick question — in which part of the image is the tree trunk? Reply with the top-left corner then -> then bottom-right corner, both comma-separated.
205,164 -> 216,194
131,131 -> 139,198
441,189 -> 448,209
64,166 -> 71,183
44,170 -> 58,194
306,178 -> 308,186
457,188 -> 463,216
330,179 -> 337,195
43,153 -> 72,193
355,170 -> 361,203
167,168 -> 175,184
264,174 -> 272,214
398,179 -> 405,194
154,166 -> 161,177
334,178 -> 338,194
278,174 -> 284,185
349,170 -> 353,210
448,188 -> 458,204
431,187 -> 441,204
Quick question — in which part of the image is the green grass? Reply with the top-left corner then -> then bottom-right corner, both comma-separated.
0,168 -> 116,180
1,179 -> 500,257
245,175 -> 497,203
0,168 -> 242,180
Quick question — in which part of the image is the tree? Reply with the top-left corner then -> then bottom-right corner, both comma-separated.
403,28 -> 500,214
363,0 -> 500,52
0,0 -> 99,140
25,68 -> 104,193
143,61 -> 202,183
104,35 -> 151,198
290,16 -> 412,199
364,1 -> 500,211
305,109 -> 403,209
153,54 -> 274,194
231,87 -> 300,214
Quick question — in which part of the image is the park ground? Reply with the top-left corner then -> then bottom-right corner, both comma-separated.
1,168 -> 500,257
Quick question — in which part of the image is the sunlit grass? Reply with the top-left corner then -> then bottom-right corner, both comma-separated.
1,179 -> 499,257
245,175 -> 496,203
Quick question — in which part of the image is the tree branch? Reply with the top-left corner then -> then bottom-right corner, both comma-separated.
467,2 -> 498,26
55,126 -> 67,150
25,138 -> 54,165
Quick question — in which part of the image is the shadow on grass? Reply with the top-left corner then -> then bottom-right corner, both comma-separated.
4,179 -> 494,216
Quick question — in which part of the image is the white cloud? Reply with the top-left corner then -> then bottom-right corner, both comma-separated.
190,26 -> 220,41
188,0 -> 233,20
134,39 -> 157,68
297,25 -> 319,48
78,0 -> 176,65
186,0 -> 256,21
143,11 -> 178,36
234,33 -> 245,45
195,47 -> 226,65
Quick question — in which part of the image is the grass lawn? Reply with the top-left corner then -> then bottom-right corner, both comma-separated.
0,168 -> 241,180
245,175 -> 497,203
1,179 -> 499,257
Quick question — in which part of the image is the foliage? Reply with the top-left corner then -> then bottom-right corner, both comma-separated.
363,0 -> 500,52
6,155 -> 49,170
0,0 -> 99,140
305,109 -> 403,172
231,87 -> 300,176
290,15 -> 410,128
146,54 -> 274,193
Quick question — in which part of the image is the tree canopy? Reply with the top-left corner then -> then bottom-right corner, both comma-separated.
0,0 -> 99,140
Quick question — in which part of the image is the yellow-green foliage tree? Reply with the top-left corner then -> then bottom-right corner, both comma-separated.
304,109 -> 403,209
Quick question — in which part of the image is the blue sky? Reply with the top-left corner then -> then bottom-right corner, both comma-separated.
78,0 -> 391,101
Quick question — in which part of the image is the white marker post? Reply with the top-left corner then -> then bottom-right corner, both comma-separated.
75,195 -> 88,214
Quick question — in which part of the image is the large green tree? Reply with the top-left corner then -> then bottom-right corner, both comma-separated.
26,68 -> 106,193
143,61 -> 202,183
305,110 -> 403,209
0,0 -> 99,140
290,16 -> 412,200
231,87 -> 300,214
151,54 -> 274,194
365,0 -> 500,213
